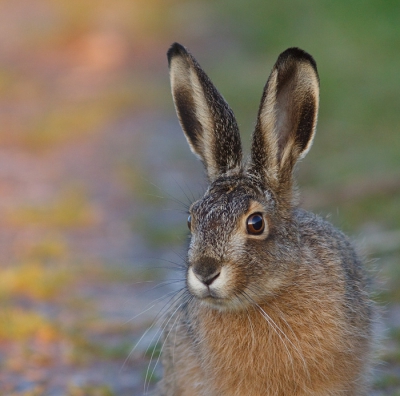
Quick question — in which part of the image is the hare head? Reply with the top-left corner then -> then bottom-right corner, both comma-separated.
168,43 -> 319,311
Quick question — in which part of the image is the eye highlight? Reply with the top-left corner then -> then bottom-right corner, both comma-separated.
187,215 -> 192,231
246,213 -> 265,235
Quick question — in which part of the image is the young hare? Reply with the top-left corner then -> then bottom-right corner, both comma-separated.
156,43 -> 374,395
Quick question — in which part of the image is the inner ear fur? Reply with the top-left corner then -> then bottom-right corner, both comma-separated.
168,43 -> 242,181
249,48 -> 320,189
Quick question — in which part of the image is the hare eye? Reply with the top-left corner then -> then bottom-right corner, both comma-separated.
246,213 -> 265,235
187,215 -> 192,231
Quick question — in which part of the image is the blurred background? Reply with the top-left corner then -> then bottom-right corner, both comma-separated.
0,0 -> 399,395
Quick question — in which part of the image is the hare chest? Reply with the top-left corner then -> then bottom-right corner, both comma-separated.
161,303 -> 366,396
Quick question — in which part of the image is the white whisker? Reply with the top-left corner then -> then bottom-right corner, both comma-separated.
121,288 -> 186,372
144,300 -> 187,394
145,303 -> 184,394
241,291 -> 296,381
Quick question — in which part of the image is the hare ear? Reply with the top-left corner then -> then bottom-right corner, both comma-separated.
249,48 -> 319,188
168,43 -> 242,181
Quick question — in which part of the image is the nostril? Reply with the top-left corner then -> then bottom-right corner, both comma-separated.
202,271 -> 220,286
193,270 -> 220,286
191,257 -> 221,287
193,269 -> 221,287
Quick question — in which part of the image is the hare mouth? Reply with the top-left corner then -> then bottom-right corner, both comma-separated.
187,267 -> 247,310
199,294 -> 250,311
187,266 -> 229,300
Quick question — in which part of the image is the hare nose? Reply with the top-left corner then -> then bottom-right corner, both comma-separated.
194,270 -> 220,286
197,270 -> 221,286
192,257 -> 221,286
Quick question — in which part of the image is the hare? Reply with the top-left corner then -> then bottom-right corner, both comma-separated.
155,43 -> 374,396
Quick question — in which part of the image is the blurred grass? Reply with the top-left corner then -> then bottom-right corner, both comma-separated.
5,187 -> 99,229
0,308 -> 60,342
0,261 -> 71,301
185,0 -> 400,205
66,385 -> 114,396
340,193 -> 400,232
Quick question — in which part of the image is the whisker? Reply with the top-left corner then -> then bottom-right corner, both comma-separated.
145,298 -> 189,395
141,177 -> 191,210
170,249 -> 189,264
143,292 -> 193,392
241,291 -> 295,374
161,208 -> 191,214
171,176 -> 195,208
231,291 -> 258,352
243,289 -> 312,387
172,293 -> 193,365
123,289 -> 179,325
144,299 -> 187,394
121,288 -> 186,371
144,279 -> 185,294
271,302 -> 311,382
146,255 -> 187,271
182,179 -> 200,203
245,284 -> 309,374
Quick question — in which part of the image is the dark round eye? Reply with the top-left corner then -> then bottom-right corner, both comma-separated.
246,213 -> 265,235
187,215 -> 192,231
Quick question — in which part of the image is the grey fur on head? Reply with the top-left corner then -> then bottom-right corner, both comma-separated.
155,43 -> 374,396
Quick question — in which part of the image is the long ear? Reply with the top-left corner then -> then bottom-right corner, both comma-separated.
167,43 -> 242,181
249,48 -> 319,190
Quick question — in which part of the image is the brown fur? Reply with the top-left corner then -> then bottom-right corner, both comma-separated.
157,212 -> 372,396
155,44 -> 374,396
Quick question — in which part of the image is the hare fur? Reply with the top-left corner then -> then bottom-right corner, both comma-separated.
156,43 -> 374,396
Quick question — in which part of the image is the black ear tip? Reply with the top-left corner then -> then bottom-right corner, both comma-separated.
277,47 -> 318,73
167,42 -> 188,64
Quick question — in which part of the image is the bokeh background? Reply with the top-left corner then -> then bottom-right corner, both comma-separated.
1,0 -> 399,395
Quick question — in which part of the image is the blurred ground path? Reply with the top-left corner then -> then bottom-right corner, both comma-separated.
0,110 -> 199,395
0,1 -> 200,391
